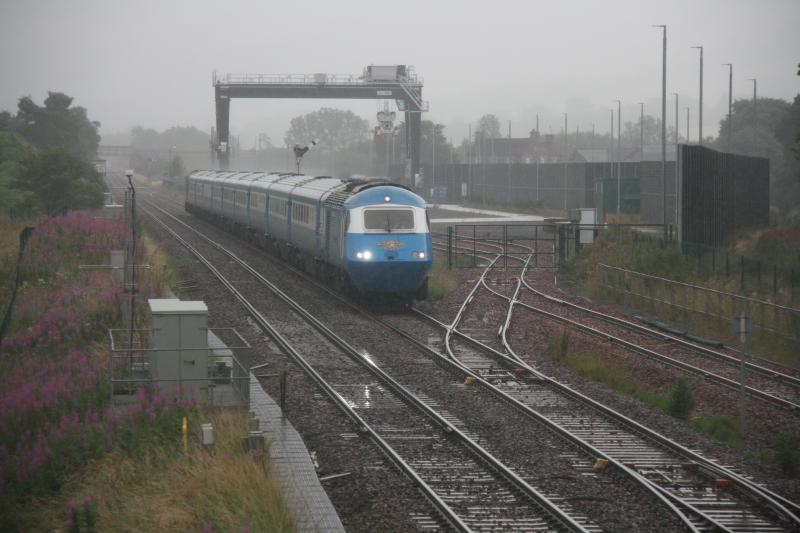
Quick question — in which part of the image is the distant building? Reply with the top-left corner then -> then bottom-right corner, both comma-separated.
570,149 -> 610,163
623,144 -> 677,162
473,129 -> 562,164
93,158 -> 107,177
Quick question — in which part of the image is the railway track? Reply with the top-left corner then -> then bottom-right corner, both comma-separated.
140,199 -> 591,532
138,189 -> 799,531
140,194 -> 702,531
420,252 -> 800,532
434,232 -> 800,413
515,247 -> 800,413
518,276 -> 800,412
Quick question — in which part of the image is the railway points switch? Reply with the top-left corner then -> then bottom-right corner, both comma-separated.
148,298 -> 209,401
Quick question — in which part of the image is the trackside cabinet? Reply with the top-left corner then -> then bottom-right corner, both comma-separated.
148,299 -> 209,401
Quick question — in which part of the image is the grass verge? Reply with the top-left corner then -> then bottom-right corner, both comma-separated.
547,331 -> 669,411
545,331 -> 798,477
427,259 -> 457,300
34,409 -> 295,532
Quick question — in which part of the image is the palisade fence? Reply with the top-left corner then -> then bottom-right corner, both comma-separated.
597,264 -> 800,343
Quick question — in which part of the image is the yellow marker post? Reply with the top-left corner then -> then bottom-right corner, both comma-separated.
182,416 -> 188,453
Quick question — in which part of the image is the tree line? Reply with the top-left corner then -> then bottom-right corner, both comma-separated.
0,92 -> 105,216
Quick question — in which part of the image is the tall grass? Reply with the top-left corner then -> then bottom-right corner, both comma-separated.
35,410 -> 295,532
691,416 -> 744,451
564,227 -> 800,366
546,331 -> 669,411
427,259 -> 457,300
0,211 -> 192,529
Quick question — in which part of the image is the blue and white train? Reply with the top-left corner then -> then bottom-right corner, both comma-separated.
184,170 -> 433,304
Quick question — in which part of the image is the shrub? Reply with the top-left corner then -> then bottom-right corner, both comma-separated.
667,378 -> 695,419
774,434 -> 799,477
692,415 -> 743,450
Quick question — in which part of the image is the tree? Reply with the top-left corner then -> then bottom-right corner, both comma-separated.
168,155 -> 186,178
284,108 -> 369,154
390,120 -> 455,166
0,111 -> 15,132
0,132 -> 37,215
14,92 -> 100,158
713,97 -> 797,208
621,115 -> 668,148
131,125 -> 210,151
475,114 -> 502,139
15,149 -> 105,214
774,94 -> 800,207
667,378 -> 695,419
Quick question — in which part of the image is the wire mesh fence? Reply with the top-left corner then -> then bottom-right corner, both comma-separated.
108,327 -> 251,409
598,264 -> 800,344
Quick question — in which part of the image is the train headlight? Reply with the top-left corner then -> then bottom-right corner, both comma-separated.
412,251 -> 426,259
356,250 -> 373,260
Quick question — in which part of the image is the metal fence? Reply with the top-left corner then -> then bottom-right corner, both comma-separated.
598,264 -> 800,342
443,224 -> 558,269
108,327 -> 251,408
604,228 -> 797,305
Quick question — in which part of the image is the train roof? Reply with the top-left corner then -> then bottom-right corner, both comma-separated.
187,170 -> 418,207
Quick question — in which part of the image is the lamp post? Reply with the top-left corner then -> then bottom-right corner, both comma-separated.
638,102 -> 644,191
431,123 -> 436,192
638,102 -> 644,162
609,108 -> 614,168
673,93 -> 679,145
563,112 -> 568,210
685,107 -> 690,143
748,78 -> 757,150
723,63 -> 733,151
654,24 -> 667,239
691,46 -> 703,145
673,93 -> 679,234
615,100 -> 622,213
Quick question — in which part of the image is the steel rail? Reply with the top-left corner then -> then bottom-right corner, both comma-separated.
141,204 -> 471,531
520,271 -> 800,393
142,201 -> 590,533
145,191 -> 799,529
440,255 -> 722,531
512,286 -> 800,413
464,256 -> 800,529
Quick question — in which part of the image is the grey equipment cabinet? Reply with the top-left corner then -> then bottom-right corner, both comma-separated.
148,299 -> 209,401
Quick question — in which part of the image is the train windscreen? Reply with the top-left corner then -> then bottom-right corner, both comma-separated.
364,209 -> 415,232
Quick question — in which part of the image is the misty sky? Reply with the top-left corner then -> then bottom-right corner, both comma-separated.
2,0 -> 798,148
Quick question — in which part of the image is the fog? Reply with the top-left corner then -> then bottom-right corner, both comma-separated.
1,0 -> 798,146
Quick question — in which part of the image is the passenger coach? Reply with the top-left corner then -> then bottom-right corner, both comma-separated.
185,170 -> 432,304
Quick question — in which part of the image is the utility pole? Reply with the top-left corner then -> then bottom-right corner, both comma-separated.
654,24 -> 667,239
723,63 -> 733,151
615,99 -> 622,213
691,46 -> 703,145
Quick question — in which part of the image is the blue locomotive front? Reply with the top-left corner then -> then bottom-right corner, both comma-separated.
342,186 -> 432,298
